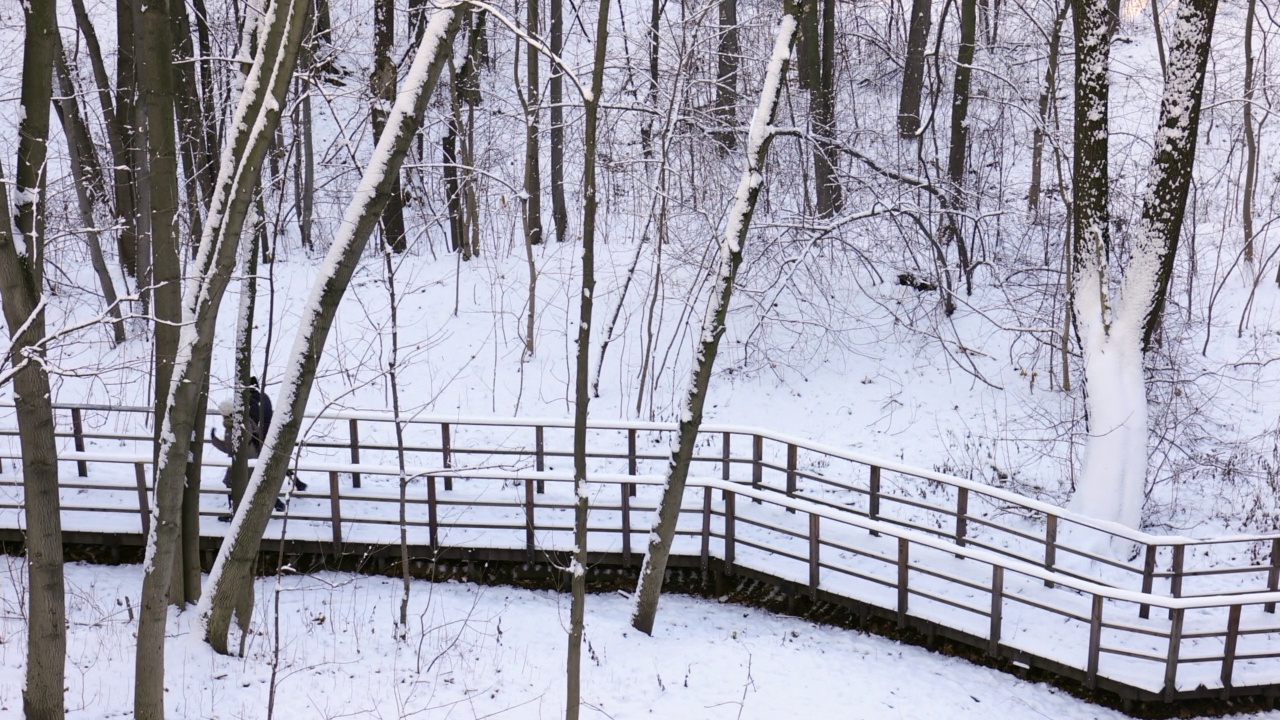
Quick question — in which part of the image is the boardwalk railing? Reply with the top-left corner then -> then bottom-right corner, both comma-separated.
1,403 -> 1279,704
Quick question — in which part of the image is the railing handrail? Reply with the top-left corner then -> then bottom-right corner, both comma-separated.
6,446 -> 1273,613
4,409 -> 1280,700
13,401 -> 1276,549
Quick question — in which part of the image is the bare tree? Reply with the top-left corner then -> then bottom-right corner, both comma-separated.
898,0 -> 932,136
712,0 -> 740,150
373,0 -> 410,253
1068,0 -> 1219,527
51,32 -> 127,345
0,3 -> 65,718
630,0 -> 802,634
523,0 -> 544,246
549,0 -> 568,240
196,4 -> 464,654
1027,0 -> 1068,215
942,0 -> 977,291
133,0 -> 310,712
567,0 -> 611,712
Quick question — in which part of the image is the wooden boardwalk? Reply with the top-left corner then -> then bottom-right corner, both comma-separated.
2,403 -> 1280,707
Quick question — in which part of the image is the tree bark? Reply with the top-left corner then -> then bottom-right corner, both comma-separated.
550,0 -> 568,241
943,0 -> 977,291
1137,0 -> 1219,350
898,0 -> 932,136
133,0 -> 310,712
116,0 -> 142,279
1242,0 -> 1257,265
372,0 -> 409,253
1069,0 -> 1219,528
1028,1 -> 1068,214
51,32 -> 127,345
196,6 -> 463,654
136,0 -> 190,606
567,0 -> 611,714
713,0 -> 740,150
0,5 -> 65,718
522,0 -> 544,248
630,1 -> 800,635
812,0 -> 841,217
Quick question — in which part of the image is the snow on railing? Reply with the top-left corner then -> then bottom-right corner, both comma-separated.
2,403 -> 1280,702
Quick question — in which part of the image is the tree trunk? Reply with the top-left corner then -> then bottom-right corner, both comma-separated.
898,0 -> 932,136
567,0 -> 611,714
372,0 -> 409,253
1242,0 -> 1257,265
117,0 -> 142,279
631,1 -> 800,635
136,0 -> 189,606
943,0 -> 977,291
550,0 -> 568,241
51,32 -> 127,345
1069,0 -> 1218,528
812,0 -> 841,217
133,0 -> 310,712
0,169 -> 66,720
1137,0 -> 1219,349
523,0 -> 544,246
196,6 -> 462,654
713,0 -> 739,150
1028,1 -> 1068,215
3,8 -> 65,719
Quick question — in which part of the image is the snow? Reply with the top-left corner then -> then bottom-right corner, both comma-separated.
10,558 -> 1274,720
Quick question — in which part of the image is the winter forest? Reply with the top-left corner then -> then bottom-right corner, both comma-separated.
1,0 -> 1279,715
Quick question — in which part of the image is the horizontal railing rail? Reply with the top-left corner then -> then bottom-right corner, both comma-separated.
2,403 -> 1280,702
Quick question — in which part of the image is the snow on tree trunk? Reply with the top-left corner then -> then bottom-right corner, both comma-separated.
195,5 -> 463,654
0,3 -> 66,716
1069,0 -> 1218,529
630,2 -> 800,634
133,0 -> 310,713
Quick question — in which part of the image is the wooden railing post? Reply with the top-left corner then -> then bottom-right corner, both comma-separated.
1266,538 -> 1280,614
525,477 -> 535,560
752,435 -> 763,503
786,443 -> 798,513
989,565 -> 1004,654
70,407 -> 88,477
328,471 -> 342,553
134,462 -> 150,536
348,419 -> 361,488
1169,545 -> 1185,620
955,487 -> 969,551
725,491 -> 736,574
1086,594 -> 1103,688
721,432 -> 731,500
1164,607 -> 1185,700
441,422 -> 453,491
621,480 -> 632,566
808,513 -> 820,598
897,538 -> 910,627
535,426 -> 545,494
1140,544 -> 1158,619
701,486 -> 711,570
1043,515 -> 1058,588
627,428 -> 637,498
869,465 -> 881,537
1221,604 -> 1242,697
428,475 -> 439,552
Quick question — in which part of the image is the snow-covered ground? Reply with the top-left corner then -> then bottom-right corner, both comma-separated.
4,558 -> 1273,720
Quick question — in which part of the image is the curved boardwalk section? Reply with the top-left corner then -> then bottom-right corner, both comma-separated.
2,403 -> 1280,707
